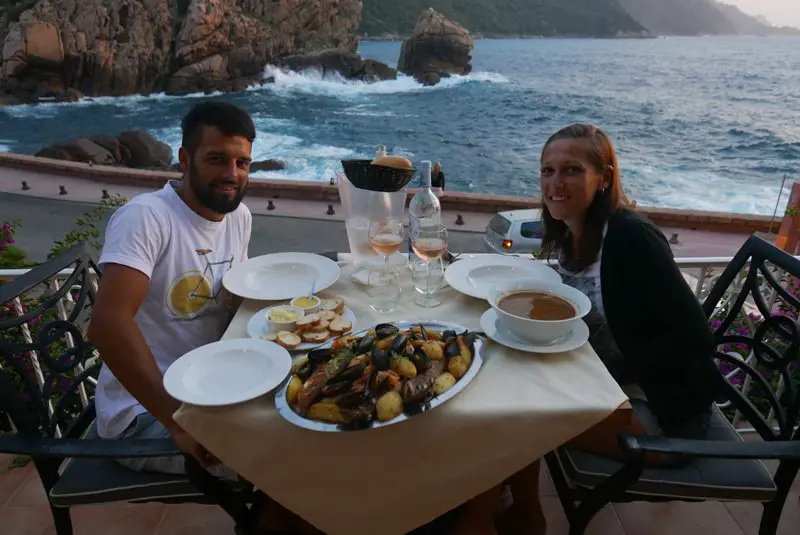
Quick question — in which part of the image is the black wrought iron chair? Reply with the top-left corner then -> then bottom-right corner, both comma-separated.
0,242 -> 260,535
545,234 -> 800,535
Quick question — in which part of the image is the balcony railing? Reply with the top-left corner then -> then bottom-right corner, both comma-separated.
2,255 -> 799,436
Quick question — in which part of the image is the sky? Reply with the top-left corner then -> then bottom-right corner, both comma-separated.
724,0 -> 800,28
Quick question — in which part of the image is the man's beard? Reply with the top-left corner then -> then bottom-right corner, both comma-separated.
187,162 -> 247,214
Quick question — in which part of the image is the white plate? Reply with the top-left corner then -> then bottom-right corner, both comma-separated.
445,255 -> 562,300
246,305 -> 358,351
163,338 -> 292,406
479,308 -> 590,354
223,253 -> 341,301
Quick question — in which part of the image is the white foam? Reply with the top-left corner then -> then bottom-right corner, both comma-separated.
248,66 -> 507,99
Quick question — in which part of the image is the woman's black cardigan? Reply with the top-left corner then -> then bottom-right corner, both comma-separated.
600,209 -> 720,431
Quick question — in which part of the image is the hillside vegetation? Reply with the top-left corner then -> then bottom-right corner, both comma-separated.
359,0 -> 649,38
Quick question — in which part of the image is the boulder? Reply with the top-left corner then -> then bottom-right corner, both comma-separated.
397,9 -> 474,86
251,159 -> 286,172
35,137 -> 114,165
276,48 -> 397,82
118,130 -> 173,169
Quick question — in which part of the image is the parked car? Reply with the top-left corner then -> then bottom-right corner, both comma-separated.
483,209 -> 545,255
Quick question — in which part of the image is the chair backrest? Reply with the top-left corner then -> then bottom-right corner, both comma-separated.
702,235 -> 800,442
0,242 -> 102,441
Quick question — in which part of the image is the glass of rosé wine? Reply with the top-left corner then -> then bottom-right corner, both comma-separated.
410,223 -> 448,308
367,218 -> 404,313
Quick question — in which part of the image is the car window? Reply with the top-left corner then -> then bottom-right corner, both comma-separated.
488,215 -> 512,236
520,221 -> 543,239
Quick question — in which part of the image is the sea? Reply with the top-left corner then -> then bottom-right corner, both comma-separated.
1,36 -> 798,216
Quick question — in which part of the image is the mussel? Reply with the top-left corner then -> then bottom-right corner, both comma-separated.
355,333 -> 375,354
410,348 -> 431,373
372,348 -> 391,371
418,324 -> 429,340
335,363 -> 366,383
375,323 -> 400,339
321,381 -> 352,397
295,361 -> 314,381
335,390 -> 366,410
308,347 -> 334,364
390,333 -> 410,354
460,331 -> 477,352
442,330 -> 457,344
445,341 -> 461,358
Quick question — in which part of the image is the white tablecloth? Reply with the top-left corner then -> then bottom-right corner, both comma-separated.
174,259 -> 628,535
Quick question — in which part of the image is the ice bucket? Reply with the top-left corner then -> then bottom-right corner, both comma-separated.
337,167 -> 411,265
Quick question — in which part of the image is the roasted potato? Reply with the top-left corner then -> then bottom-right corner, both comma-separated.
291,357 -> 308,374
376,391 -> 404,422
307,402 -> 346,424
448,356 -> 469,379
375,336 -> 395,351
413,340 -> 445,361
433,372 -> 457,395
286,375 -> 303,405
391,357 -> 418,378
411,327 -> 443,341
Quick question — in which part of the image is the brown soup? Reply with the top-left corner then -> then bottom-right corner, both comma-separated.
498,291 -> 576,321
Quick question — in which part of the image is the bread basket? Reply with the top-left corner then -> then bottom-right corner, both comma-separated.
340,159 -> 417,192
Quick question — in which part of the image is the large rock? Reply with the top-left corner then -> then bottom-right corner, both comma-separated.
398,9 -> 474,86
0,0 -> 365,101
35,130 -> 173,169
276,48 -> 396,82
35,137 -> 114,165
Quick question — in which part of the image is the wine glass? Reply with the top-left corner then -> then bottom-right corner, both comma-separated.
367,218 -> 404,313
369,217 -> 405,273
411,224 -> 448,307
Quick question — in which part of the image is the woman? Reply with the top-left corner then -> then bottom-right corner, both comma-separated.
493,124 -> 722,535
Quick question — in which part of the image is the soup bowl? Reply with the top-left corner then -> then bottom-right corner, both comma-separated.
487,278 -> 592,345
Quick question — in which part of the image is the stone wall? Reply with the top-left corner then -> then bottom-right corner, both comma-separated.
0,152 -> 776,234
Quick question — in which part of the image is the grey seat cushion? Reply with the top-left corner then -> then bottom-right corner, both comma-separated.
555,407 -> 777,502
50,422 -> 203,507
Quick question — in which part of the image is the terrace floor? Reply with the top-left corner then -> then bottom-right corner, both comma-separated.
2,448 -> 798,535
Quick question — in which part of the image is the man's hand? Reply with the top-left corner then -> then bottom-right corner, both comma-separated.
168,425 -> 220,468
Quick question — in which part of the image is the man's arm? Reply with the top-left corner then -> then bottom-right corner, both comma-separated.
88,263 -> 180,431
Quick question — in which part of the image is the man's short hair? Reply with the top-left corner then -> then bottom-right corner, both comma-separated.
181,101 -> 256,156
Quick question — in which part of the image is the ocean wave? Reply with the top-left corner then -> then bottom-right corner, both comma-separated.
251,65 -> 508,98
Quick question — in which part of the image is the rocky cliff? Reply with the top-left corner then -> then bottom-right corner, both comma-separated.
0,0 -> 363,103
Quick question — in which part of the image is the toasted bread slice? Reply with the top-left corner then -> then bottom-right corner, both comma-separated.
309,319 -> 331,333
320,299 -> 339,314
260,332 -> 278,342
276,331 -> 302,350
329,317 -> 353,335
333,297 -> 345,315
319,310 -> 336,322
295,313 -> 321,332
302,330 -> 330,344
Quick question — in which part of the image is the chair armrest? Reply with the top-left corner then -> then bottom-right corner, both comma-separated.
620,435 -> 800,461
0,435 -> 182,459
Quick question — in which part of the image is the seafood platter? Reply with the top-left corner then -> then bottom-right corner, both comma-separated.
274,320 -> 484,431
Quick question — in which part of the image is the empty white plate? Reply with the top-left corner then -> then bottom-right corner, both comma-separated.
163,338 -> 292,406
445,255 -> 562,300
479,308 -> 590,354
223,252 -> 341,300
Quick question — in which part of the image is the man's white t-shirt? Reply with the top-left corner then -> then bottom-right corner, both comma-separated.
95,180 -> 251,438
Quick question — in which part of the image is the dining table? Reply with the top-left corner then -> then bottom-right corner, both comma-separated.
173,253 -> 631,535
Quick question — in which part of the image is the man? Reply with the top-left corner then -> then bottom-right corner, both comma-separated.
88,101 -> 255,474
